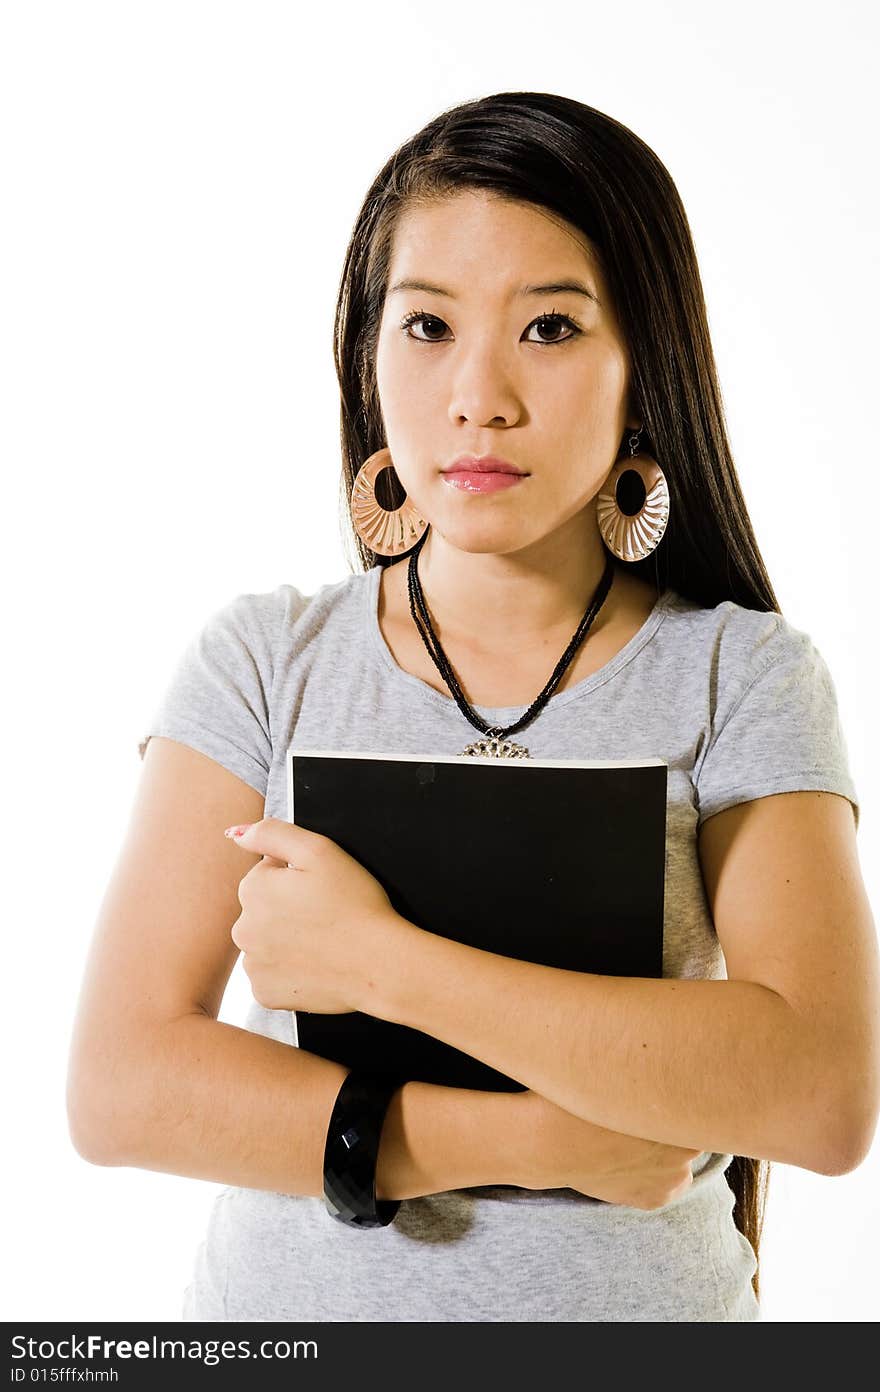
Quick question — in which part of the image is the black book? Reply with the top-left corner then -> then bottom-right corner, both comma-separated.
286,748 -> 666,1092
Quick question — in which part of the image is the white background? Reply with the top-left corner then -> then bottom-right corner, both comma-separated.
2,0 -> 877,1324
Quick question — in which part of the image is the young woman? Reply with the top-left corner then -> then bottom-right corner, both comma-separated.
67,91 -> 878,1322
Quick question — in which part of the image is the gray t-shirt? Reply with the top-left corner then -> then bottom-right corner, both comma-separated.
139,563 -> 860,1322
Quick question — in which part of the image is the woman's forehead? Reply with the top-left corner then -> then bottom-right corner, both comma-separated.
386,194 -> 604,299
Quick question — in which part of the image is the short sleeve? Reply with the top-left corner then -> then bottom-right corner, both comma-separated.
694,619 -> 860,832
137,588 -> 283,798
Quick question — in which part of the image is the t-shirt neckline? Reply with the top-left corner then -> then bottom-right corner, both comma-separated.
366,561 -> 674,723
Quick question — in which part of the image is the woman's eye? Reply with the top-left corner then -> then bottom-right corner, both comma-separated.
399,311 -> 581,346
525,314 -> 581,344
402,312 -> 449,342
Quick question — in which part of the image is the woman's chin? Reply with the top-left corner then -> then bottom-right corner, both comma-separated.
425,516 -> 544,557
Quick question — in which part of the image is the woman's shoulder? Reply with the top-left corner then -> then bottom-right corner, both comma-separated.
660,584 -> 813,678
219,568 -> 374,644
138,569 -> 377,788
657,588 -> 846,767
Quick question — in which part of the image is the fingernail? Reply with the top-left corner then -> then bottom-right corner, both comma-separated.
224,824 -> 253,839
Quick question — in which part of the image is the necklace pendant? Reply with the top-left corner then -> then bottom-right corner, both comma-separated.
459,734 -> 531,759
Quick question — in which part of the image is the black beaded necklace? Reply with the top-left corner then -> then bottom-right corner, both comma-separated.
406,527 -> 615,758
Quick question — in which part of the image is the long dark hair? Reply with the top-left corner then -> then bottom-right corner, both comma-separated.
332,90 -> 774,1299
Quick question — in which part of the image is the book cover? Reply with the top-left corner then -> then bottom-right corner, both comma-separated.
286,748 -> 667,1091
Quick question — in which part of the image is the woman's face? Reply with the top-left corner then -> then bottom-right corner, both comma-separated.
374,189 -> 636,558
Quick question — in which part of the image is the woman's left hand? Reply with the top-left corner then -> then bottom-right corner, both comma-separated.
224,817 -> 405,1014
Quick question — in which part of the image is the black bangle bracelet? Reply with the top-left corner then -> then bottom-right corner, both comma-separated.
322,1071 -> 403,1228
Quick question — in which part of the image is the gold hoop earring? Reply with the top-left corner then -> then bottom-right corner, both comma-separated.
597,428 -> 670,562
350,447 -> 429,557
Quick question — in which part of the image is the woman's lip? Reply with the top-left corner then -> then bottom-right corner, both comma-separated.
441,471 -> 528,493
444,458 -> 527,474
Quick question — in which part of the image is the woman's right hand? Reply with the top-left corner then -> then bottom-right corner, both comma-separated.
515,1089 -> 704,1210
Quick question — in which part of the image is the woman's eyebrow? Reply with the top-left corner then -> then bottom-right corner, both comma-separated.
388,277 -> 600,304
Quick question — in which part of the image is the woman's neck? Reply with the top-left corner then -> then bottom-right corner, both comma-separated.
404,522 -> 619,656
377,538 -> 660,710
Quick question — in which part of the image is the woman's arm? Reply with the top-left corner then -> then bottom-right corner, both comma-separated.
378,1080 -> 702,1209
65,737 -> 531,1200
366,792 -> 880,1177
70,1006 -> 532,1199
68,740 -> 709,1209
72,1009 -> 702,1212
